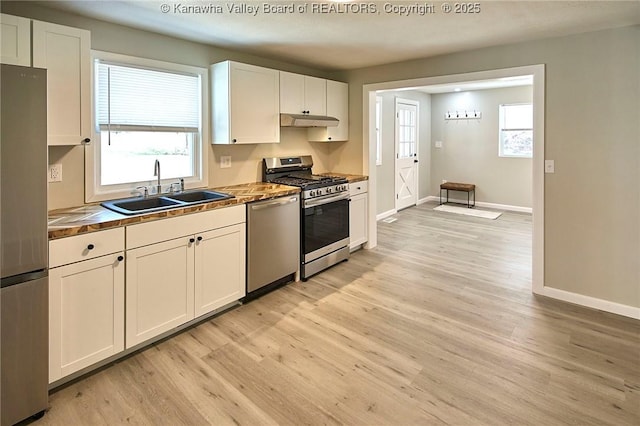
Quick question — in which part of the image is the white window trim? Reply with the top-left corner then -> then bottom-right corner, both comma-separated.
85,51 -> 209,203
498,102 -> 533,159
376,96 -> 382,166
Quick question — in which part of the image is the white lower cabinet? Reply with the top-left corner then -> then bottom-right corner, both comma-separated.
48,229 -> 125,383
194,224 -> 246,317
125,205 -> 246,348
48,205 -> 247,383
125,237 -> 194,348
349,181 -> 369,250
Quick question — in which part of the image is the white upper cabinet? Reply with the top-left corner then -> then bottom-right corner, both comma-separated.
308,79 -> 349,142
280,71 -> 327,116
0,14 -> 31,66
32,20 -> 91,146
211,61 -> 280,144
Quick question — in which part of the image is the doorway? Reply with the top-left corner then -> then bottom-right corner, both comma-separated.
395,98 -> 419,211
362,65 -> 545,294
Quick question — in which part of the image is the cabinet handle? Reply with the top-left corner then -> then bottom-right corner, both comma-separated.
189,238 -> 195,243
87,244 -> 95,250
83,138 -> 91,144
117,255 -> 124,262
197,236 -> 203,242
232,138 -> 237,143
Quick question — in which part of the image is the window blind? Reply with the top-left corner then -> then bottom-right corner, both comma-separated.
96,61 -> 200,132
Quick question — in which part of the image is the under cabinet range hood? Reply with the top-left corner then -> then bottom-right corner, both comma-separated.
280,113 -> 339,127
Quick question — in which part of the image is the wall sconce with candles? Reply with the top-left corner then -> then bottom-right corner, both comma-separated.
445,110 -> 482,120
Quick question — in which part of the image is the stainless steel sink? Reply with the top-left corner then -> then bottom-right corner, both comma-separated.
166,190 -> 232,204
101,190 -> 234,215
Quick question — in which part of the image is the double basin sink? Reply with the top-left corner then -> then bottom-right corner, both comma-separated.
101,190 -> 234,215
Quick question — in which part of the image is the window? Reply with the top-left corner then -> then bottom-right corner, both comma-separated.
499,103 -> 533,158
86,52 -> 208,201
396,100 -> 417,160
376,96 -> 382,165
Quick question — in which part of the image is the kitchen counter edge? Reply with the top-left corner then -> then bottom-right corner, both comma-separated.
48,183 -> 300,240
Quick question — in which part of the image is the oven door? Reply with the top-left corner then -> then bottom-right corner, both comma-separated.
302,194 -> 350,263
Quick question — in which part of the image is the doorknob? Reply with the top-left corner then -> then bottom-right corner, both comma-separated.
414,159 -> 419,163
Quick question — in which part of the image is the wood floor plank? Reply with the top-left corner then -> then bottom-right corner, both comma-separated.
38,202 -> 640,425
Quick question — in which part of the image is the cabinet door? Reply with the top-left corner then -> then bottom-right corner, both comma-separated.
326,80 -> 348,140
349,193 -> 368,249
49,253 -> 125,383
0,14 -> 31,66
279,71 -> 305,114
304,76 -> 327,116
194,224 -> 246,317
126,237 -> 194,348
32,21 -> 90,146
308,80 -> 349,142
229,62 -> 280,144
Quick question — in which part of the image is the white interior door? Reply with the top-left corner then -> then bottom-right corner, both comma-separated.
395,99 -> 419,210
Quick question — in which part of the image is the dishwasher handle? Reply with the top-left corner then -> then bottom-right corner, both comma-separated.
250,196 -> 299,211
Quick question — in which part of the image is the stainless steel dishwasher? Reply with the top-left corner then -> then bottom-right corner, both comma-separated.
246,195 -> 300,298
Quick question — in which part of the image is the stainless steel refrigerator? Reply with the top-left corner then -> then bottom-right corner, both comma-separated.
1,64 -> 49,425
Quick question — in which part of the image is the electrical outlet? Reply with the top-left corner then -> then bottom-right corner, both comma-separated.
435,141 -> 443,148
220,156 -> 232,169
48,164 -> 62,182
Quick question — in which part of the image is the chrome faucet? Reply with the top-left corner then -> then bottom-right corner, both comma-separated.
153,159 -> 161,195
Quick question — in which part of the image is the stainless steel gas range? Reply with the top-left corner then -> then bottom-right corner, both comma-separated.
263,156 -> 350,280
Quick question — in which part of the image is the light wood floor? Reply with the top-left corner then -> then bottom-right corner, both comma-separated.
38,203 -> 640,425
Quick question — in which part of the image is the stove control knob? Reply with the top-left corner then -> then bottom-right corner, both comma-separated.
309,190 -> 315,197
326,187 -> 333,194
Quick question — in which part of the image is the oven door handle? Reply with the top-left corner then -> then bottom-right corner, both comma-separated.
250,196 -> 299,211
303,192 -> 350,208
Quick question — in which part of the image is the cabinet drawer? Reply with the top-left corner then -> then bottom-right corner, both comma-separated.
349,181 -> 368,196
126,205 -> 246,249
49,228 -> 124,268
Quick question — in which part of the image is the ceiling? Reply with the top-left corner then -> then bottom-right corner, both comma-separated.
41,1 -> 640,71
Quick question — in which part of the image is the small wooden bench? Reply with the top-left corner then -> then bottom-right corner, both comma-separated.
439,182 -> 476,208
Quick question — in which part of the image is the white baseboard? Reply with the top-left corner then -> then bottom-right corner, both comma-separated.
423,196 -> 532,214
417,196 -> 431,205
376,209 -> 397,221
535,286 -> 640,320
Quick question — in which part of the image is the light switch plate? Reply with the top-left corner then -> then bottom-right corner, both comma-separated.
435,141 -> 443,148
220,156 -> 232,169
545,160 -> 555,173
48,164 -> 62,182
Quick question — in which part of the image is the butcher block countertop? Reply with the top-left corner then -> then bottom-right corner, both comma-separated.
319,173 -> 368,183
48,182 -> 300,240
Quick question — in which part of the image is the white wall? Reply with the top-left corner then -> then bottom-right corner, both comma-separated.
335,26 -> 639,309
430,86 -> 533,208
